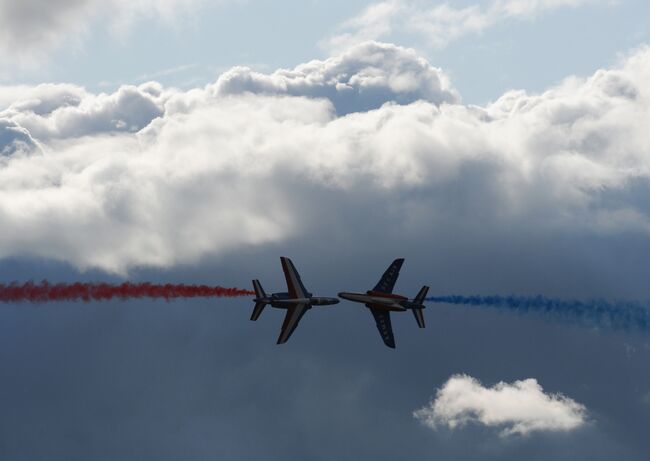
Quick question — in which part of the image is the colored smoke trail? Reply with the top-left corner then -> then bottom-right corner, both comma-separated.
0,281 -> 254,303
427,295 -> 650,332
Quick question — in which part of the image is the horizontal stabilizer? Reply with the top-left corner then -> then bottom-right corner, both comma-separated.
250,302 -> 266,321
412,308 -> 425,328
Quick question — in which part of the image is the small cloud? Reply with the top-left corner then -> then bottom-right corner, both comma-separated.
322,0 -> 611,54
212,41 -> 459,115
135,63 -> 199,83
0,0 -> 211,72
414,374 -> 587,436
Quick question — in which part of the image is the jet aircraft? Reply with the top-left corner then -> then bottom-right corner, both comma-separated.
251,257 -> 339,344
338,258 -> 428,348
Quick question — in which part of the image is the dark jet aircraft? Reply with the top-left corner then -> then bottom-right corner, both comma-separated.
338,258 -> 428,348
251,257 -> 339,344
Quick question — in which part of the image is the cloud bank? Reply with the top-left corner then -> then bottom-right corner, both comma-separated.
1,41 -> 650,273
414,374 -> 587,436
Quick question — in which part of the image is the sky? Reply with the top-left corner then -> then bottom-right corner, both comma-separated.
1,0 -> 650,459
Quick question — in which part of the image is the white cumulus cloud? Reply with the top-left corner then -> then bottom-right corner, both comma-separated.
1,82 -> 168,140
414,374 -> 587,436
212,41 -> 459,114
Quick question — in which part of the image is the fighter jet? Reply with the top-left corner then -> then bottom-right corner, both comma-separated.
251,257 -> 339,344
338,258 -> 428,348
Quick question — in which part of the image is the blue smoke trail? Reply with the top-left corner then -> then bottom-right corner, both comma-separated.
426,295 -> 650,332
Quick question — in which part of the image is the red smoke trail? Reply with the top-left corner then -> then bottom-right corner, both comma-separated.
0,281 -> 254,303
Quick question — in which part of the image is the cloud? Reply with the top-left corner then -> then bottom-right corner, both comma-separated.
324,0 -> 403,54
1,82 -> 168,140
0,42 -> 650,272
2,83 -> 87,116
0,0 -> 208,70
414,374 -> 587,436
0,0 -> 93,61
323,0 -> 609,53
212,41 -> 459,114
0,118 -> 39,157
0,119 -> 41,157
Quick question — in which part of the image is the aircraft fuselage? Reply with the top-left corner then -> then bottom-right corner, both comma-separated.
255,292 -> 339,309
338,290 -> 408,312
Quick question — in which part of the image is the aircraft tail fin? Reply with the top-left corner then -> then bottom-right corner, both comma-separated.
250,279 -> 267,321
411,285 -> 428,328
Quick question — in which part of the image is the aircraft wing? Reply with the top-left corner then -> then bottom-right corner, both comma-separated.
281,257 -> 309,299
368,306 -> 396,348
372,258 -> 404,293
277,303 -> 310,344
